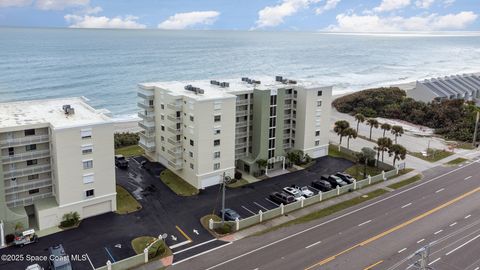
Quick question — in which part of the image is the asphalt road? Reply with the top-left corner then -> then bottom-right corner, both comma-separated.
169,157 -> 480,270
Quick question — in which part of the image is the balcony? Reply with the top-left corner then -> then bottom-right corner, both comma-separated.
167,126 -> 182,135
6,192 -> 53,208
284,123 -> 292,129
2,149 -> 51,164
167,137 -> 182,147
139,139 -> 155,152
236,121 -> 248,128
236,110 -> 250,117
4,178 -> 52,195
167,102 -> 182,111
236,99 -> 250,106
168,160 -> 183,170
139,132 -> 155,144
284,103 -> 292,109
138,121 -> 155,132
167,114 -> 182,122
284,94 -> 293,99
137,89 -> 154,99
138,111 -> 155,121
236,131 -> 248,138
283,143 -> 291,149
137,101 -> 154,111
283,133 -> 291,139
167,147 -> 183,159
4,164 -> 52,179
235,142 -> 247,149
0,135 -> 50,149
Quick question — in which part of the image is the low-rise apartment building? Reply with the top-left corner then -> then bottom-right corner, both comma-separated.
138,76 -> 331,189
0,97 -> 116,235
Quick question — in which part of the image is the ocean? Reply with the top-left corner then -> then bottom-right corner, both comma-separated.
1,27 -> 479,120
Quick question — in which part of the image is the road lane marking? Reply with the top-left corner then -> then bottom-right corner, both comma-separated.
428,258 -> 441,265
450,222 -> 457,227
398,248 -> 407,253
436,188 -> 445,193
417,239 -> 425,244
104,247 -> 116,263
364,260 -> 384,270
465,176 -> 472,180
465,214 -> 472,219
173,239 -> 216,255
474,267 -> 479,270
253,202 -> 269,211
265,198 -> 279,206
434,230 -> 443,235
170,240 -> 192,250
445,233 -> 480,256
358,220 -> 372,227
174,242 -> 233,266
176,225 -> 192,242
305,186 -> 480,270
85,254 -> 95,270
401,203 -> 412,209
242,205 -> 256,215
305,240 -> 322,249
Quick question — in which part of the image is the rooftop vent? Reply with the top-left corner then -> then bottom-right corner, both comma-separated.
62,105 -> 75,115
210,80 -> 221,86
241,77 -> 261,85
184,85 -> 204,95
275,76 -> 283,82
220,82 -> 230,88
276,75 -> 297,85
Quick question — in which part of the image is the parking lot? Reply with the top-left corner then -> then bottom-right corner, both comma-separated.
0,155 -> 353,269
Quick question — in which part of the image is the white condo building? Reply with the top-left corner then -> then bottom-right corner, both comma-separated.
138,76 -> 332,189
0,97 -> 116,234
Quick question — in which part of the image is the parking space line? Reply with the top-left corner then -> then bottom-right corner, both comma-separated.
242,205 -> 256,215
85,253 -> 95,270
253,202 -> 269,211
104,247 -> 116,263
173,239 -> 216,255
176,225 -> 192,242
170,240 -> 192,250
265,198 -> 279,206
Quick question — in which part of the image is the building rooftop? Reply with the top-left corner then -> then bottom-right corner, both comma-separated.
0,97 -> 113,129
417,73 -> 480,98
139,76 -> 325,101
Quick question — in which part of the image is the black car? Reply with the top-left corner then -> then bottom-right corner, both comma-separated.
311,180 -> 332,192
269,192 -> 295,204
219,208 -> 241,221
335,172 -> 356,184
325,175 -> 348,188
115,155 -> 129,169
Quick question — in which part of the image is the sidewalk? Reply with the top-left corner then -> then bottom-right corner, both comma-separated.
227,170 -> 420,241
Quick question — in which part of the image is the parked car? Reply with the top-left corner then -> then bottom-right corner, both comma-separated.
326,175 -> 348,188
299,186 -> 315,197
219,208 -> 241,221
115,155 -> 128,169
14,229 -> 38,247
311,180 -> 332,192
25,264 -> 43,270
335,172 -> 356,184
48,244 -> 72,270
283,187 -> 305,201
269,192 -> 295,204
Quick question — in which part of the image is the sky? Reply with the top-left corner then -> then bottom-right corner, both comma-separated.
0,0 -> 479,32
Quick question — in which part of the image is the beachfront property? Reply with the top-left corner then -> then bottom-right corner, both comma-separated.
137,76 -> 332,189
407,73 -> 480,103
0,97 -> 116,235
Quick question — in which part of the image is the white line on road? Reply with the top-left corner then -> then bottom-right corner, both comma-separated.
434,230 -> 443,235
401,203 -> 412,209
474,267 -> 479,270
436,188 -> 445,193
398,248 -> 407,253
445,234 -> 480,256
170,240 -> 193,250
449,222 -> 457,227
417,239 -> 425,244
242,205 -> 256,215
305,240 -> 322,249
465,214 -> 472,219
428,258 -> 441,266
172,242 -> 233,265
85,254 -> 95,270
253,202 -> 269,211
358,220 -> 372,227
173,239 -> 216,255
265,198 -> 279,206
465,176 -> 472,180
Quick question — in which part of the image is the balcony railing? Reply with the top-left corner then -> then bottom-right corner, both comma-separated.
0,135 -> 50,149
167,114 -> 182,122
139,139 -> 155,152
2,149 -> 51,164
138,121 -> 155,132
236,131 -> 248,138
284,124 -> 292,129
167,148 -> 183,159
167,126 -> 182,135
138,111 -> 155,121
283,133 -> 291,139
236,110 -> 250,117
167,137 -> 182,147
283,143 -> 292,149
137,101 -> 154,111
4,179 -> 52,195
236,121 -> 248,128
137,89 -> 154,99
6,192 -> 53,208
139,132 -> 155,144
284,94 -> 293,99
167,102 -> 182,111
168,160 -> 183,170
236,99 -> 250,106
4,164 -> 52,179
284,103 -> 292,109
235,142 -> 247,149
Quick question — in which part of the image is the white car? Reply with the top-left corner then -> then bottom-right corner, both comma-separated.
283,187 -> 305,201
299,186 -> 314,197
26,264 -> 43,270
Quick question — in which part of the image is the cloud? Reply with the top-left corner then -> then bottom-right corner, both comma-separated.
254,0 -> 318,29
64,14 -> 146,29
415,0 -> 434,8
315,0 -> 340,14
327,11 -> 478,32
157,11 -> 219,30
0,0 -> 32,8
35,0 -> 89,10
443,0 -> 455,7
373,0 -> 411,13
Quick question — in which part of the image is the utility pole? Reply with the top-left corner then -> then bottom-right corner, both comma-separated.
221,172 -> 235,225
406,245 -> 434,270
473,111 -> 479,148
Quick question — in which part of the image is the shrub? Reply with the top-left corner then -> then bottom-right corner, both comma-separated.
61,212 -> 80,228
147,240 -> 167,259
114,132 -> 140,149
214,223 -> 233,235
234,171 -> 242,180
5,234 -> 15,244
14,222 -> 24,234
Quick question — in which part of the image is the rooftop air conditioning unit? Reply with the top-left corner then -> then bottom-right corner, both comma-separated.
275,76 -> 283,82
241,77 -> 248,82
62,105 -> 75,115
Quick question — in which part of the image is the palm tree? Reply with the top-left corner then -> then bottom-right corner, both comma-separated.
345,128 -> 358,149
366,118 -> 379,140
376,137 -> 393,162
391,125 -> 404,144
354,113 -> 365,133
255,159 -> 268,175
357,147 -> 376,178
388,144 -> 407,166
334,120 -> 350,145
381,123 -> 391,137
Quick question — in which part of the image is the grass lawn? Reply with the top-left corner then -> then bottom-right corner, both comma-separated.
115,145 -> 144,157
132,236 -> 156,254
328,144 -> 357,162
227,178 -> 249,188
387,174 -> 423,189
455,142 -> 476,150
445,158 -> 468,165
160,169 -> 199,196
131,236 -> 172,259
409,148 -> 454,162
344,164 -> 383,180
116,185 -> 142,214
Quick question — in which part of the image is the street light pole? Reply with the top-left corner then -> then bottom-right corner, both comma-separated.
221,172 -> 235,226
473,111 -> 479,148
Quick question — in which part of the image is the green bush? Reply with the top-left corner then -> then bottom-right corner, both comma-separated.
61,212 -> 80,228
114,132 -> 140,149
214,223 -> 233,235
148,240 -> 167,259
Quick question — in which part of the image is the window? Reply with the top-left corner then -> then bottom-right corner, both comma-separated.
214,139 -> 220,146
8,147 -> 14,156
214,115 -> 221,122
82,145 -> 93,155
161,104 -> 164,109
81,128 -> 92,139
286,89 -> 292,94
27,159 -> 37,166
28,189 -> 39,195
24,129 -> 35,136
270,95 -> 277,105
190,163 -> 194,169
161,136 -> 164,142
26,144 -> 37,151
268,149 -> 275,159
315,140 -> 320,146
149,100 -> 154,107
213,163 -> 220,170
189,151 -> 193,158
161,125 -> 165,131
268,139 -> 275,149
269,118 -> 276,127
190,115 -> 194,122
83,174 -> 94,184
317,100 -> 322,107
161,115 -> 165,120
190,140 -> 194,146
161,146 -> 165,151
269,128 -> 276,138
269,106 -> 276,116
315,130 -> 320,136
317,90 -> 323,96
214,129 -> 221,135
214,151 -> 220,159
28,174 -> 39,180
83,160 -> 93,169
85,189 -> 95,198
